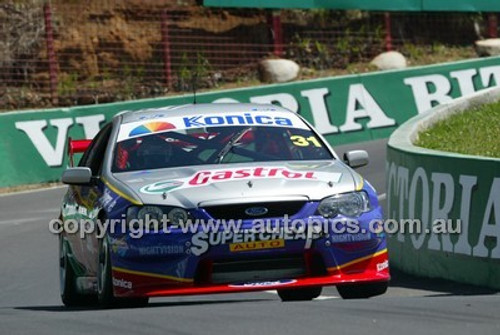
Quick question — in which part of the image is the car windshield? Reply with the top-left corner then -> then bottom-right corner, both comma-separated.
112,119 -> 333,173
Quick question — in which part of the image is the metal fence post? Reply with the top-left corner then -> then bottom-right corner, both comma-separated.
385,12 -> 393,51
272,10 -> 283,57
161,9 -> 173,90
488,13 -> 498,38
43,2 -> 58,105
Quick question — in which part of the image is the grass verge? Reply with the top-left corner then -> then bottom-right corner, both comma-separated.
416,100 -> 500,158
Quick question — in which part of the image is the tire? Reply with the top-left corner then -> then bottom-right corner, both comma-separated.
337,282 -> 388,299
277,286 -> 322,302
97,235 -> 148,308
59,234 -> 95,307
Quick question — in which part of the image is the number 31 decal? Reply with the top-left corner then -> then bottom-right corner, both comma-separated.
290,135 -> 322,147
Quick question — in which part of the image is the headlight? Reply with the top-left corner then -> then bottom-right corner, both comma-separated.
127,206 -> 190,229
137,206 -> 164,221
317,192 -> 371,218
167,208 -> 189,226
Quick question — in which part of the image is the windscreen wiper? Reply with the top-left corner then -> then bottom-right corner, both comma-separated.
216,127 -> 252,164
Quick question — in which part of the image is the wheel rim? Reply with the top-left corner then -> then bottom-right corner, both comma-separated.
59,235 -> 67,295
97,237 -> 108,295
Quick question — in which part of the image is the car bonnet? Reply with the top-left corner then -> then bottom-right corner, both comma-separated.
112,160 -> 362,208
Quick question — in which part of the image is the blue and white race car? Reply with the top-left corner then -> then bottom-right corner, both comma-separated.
58,103 -> 389,307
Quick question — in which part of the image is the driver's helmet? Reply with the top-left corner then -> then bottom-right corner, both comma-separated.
136,136 -> 173,169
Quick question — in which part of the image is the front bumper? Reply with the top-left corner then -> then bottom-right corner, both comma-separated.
109,204 -> 390,298
112,248 -> 389,297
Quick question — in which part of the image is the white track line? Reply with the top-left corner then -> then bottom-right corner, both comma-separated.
264,290 -> 338,300
377,193 -> 387,201
314,295 -> 339,300
0,217 -> 42,225
0,185 -> 67,197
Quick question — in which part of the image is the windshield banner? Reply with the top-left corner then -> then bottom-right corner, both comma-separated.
117,110 -> 309,142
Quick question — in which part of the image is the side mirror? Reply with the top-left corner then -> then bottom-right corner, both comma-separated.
343,150 -> 369,168
62,167 -> 93,185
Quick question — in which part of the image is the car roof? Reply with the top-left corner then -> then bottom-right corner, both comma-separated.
117,103 -> 295,124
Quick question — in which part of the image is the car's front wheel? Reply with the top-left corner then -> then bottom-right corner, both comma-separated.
59,234 -> 94,306
97,235 -> 148,308
277,286 -> 322,301
337,282 -> 388,299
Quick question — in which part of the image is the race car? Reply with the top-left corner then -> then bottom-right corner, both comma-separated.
58,103 -> 389,307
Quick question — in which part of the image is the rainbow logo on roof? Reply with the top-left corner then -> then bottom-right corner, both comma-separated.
129,121 -> 176,137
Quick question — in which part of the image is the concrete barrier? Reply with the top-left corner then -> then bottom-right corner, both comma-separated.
386,86 -> 500,289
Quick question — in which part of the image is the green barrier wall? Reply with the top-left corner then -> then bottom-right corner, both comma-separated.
386,89 -> 500,289
1,56 -> 500,188
204,0 -> 500,11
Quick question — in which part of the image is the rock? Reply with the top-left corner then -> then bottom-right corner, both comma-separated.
370,51 -> 407,70
475,39 -> 500,56
259,59 -> 300,83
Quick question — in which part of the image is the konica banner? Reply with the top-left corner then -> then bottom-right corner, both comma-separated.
1,56 -> 500,187
204,0 -> 500,12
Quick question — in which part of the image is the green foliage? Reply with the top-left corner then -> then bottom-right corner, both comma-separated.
176,52 -> 213,92
57,73 -> 78,96
401,43 -> 477,65
287,20 -> 384,71
120,65 -> 144,98
402,43 -> 427,59
287,34 -> 335,70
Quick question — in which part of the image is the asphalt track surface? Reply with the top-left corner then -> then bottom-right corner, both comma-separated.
1,138 -> 499,335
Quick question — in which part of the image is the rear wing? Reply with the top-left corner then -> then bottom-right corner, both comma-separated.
67,137 -> 92,167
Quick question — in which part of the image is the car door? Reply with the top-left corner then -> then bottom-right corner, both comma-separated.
71,123 -> 113,276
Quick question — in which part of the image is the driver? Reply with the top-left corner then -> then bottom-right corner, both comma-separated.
135,135 -> 173,170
